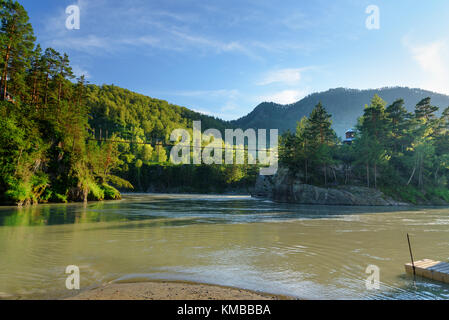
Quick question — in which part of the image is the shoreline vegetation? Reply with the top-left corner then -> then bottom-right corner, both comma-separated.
67,280 -> 289,301
276,96 -> 449,206
2,1 -> 449,207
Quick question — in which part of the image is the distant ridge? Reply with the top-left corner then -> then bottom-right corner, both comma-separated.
231,87 -> 449,137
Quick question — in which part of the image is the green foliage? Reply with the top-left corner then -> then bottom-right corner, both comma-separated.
0,1 -> 133,205
102,183 -> 121,200
280,102 -> 338,185
87,180 -> 104,201
0,0 -> 35,101
380,185 -> 425,205
86,84 -> 231,143
131,163 -> 256,194
53,193 -> 68,204
5,176 -> 30,204
279,94 -> 449,204
429,187 -> 449,203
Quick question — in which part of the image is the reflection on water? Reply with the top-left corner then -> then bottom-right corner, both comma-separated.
0,194 -> 449,300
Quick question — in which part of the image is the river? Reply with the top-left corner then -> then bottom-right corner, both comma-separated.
0,194 -> 449,300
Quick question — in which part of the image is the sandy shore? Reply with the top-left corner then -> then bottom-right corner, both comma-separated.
68,281 -> 290,300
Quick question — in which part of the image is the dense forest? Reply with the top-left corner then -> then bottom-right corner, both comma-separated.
85,84 -> 260,194
0,0 -> 257,205
84,85 -> 259,194
0,0 -> 137,205
280,95 -> 449,204
86,84 -> 231,144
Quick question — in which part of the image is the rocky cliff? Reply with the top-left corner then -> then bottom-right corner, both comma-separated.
254,168 -> 408,206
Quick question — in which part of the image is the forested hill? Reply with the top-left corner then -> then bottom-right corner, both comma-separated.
86,84 -> 231,142
231,87 -> 449,137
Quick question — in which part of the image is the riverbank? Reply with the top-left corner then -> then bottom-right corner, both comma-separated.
68,281 -> 289,300
254,168 -> 449,206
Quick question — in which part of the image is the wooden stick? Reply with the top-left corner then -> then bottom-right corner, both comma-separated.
407,233 -> 416,279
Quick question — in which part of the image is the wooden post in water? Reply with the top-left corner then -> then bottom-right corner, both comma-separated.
407,233 -> 416,280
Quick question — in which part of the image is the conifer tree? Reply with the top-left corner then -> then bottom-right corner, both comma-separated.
0,0 -> 35,100
385,98 -> 413,154
305,102 -> 336,185
356,95 -> 389,188
415,97 -> 439,122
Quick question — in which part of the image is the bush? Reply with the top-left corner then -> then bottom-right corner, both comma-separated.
53,193 -> 68,203
5,177 -> 31,205
381,185 -> 425,204
40,189 -> 53,203
102,183 -> 121,200
426,187 -> 449,203
87,181 -> 105,201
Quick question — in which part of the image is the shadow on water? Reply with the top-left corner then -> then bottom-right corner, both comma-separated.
0,194 -> 428,228
0,202 -> 129,227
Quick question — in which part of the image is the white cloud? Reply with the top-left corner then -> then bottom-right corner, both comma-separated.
410,40 -> 447,74
259,89 -> 308,105
48,35 -> 113,54
258,68 -> 311,86
403,37 -> 449,94
71,65 -> 90,79
168,30 -> 261,60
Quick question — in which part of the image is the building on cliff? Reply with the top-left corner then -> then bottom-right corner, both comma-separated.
343,128 -> 356,145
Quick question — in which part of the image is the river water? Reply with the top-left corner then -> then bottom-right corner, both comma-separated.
0,194 -> 449,300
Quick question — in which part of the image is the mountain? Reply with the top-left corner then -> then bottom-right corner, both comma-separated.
231,87 -> 449,137
86,84 -> 232,141
87,85 -> 449,141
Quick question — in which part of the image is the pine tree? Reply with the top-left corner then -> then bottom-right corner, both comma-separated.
306,102 -> 334,144
27,44 -> 42,105
386,99 -> 413,154
41,47 -> 60,108
0,0 -> 35,100
357,95 -> 390,188
56,53 -> 74,104
305,102 -> 336,185
415,97 -> 439,122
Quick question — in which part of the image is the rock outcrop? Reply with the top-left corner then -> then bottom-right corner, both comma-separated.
254,168 -> 408,206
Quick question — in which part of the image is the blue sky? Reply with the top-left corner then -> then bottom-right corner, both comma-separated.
20,0 -> 449,120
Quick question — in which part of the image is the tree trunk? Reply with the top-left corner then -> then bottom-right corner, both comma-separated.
332,167 -> 338,184
83,188 -> 88,203
374,163 -> 377,189
32,72 -> 39,104
435,166 -> 440,183
366,163 -> 370,188
2,50 -> 11,100
324,163 -> 327,186
1,45 -> 11,97
407,166 -> 416,186
305,160 -> 308,184
44,74 -> 49,107
418,154 -> 423,190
